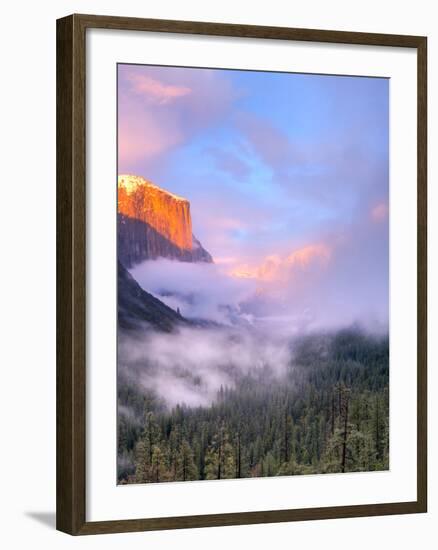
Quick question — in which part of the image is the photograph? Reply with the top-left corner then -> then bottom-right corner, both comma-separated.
117,63 -> 390,484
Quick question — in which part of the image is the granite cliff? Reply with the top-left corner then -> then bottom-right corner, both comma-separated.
118,175 -> 213,266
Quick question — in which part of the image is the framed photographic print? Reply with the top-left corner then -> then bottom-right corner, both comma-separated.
56,14 -> 427,535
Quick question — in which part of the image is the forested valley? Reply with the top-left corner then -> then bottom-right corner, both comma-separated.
117,327 -> 389,483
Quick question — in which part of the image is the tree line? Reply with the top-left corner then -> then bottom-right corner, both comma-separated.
118,328 -> 389,483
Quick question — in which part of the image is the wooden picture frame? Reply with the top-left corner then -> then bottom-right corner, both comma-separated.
57,13 -> 427,535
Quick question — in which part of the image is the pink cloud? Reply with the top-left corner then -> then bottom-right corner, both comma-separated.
371,202 -> 388,222
126,73 -> 192,104
118,66 -> 238,171
231,243 -> 332,283
118,111 -> 184,164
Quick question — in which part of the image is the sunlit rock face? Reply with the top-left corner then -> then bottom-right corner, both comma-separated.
118,175 -> 213,266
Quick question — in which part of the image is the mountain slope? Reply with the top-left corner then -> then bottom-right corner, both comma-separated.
118,175 -> 213,266
118,261 -> 191,332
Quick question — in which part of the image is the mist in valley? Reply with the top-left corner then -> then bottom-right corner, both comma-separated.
118,258 -> 389,484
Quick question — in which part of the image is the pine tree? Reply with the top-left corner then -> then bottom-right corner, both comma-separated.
262,452 -> 277,476
143,411 -> 160,465
235,431 -> 242,479
204,423 -> 235,480
340,385 -> 351,473
150,445 -> 168,483
168,425 -> 181,481
134,440 -> 149,483
176,440 -> 198,481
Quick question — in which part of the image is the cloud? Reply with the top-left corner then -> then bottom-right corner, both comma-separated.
236,112 -> 306,169
236,111 -> 389,221
125,73 -> 191,104
119,228 -> 388,409
129,208 -> 388,334
206,147 -> 251,179
118,111 -> 184,164
118,65 -> 238,172
129,259 -> 257,324
231,243 -> 331,283
118,325 -> 292,407
239,217 -> 389,332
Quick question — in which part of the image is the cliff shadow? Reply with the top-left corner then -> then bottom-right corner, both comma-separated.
118,213 -> 195,267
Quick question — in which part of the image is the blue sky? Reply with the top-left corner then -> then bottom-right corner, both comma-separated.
118,64 -> 389,327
